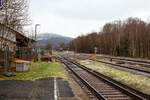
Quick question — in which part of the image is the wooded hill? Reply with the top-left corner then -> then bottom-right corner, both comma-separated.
37,33 -> 73,48
69,17 -> 150,59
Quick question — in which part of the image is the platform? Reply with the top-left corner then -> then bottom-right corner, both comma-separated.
0,77 -> 88,100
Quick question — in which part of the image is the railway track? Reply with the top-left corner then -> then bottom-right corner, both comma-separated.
94,56 -> 150,72
77,53 -> 150,64
74,53 -> 150,68
68,54 -> 150,75
56,55 -> 149,100
96,55 -> 150,65
92,59 -> 150,74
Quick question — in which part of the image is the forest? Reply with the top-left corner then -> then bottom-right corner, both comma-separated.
69,17 -> 150,58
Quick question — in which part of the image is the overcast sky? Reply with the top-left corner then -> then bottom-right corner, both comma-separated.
29,0 -> 150,38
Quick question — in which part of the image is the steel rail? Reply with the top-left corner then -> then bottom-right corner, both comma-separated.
58,56 -> 149,100
63,57 -> 149,100
97,55 -> 150,65
67,54 -> 150,74
73,53 -> 150,67
63,60 -> 106,100
91,59 -> 150,74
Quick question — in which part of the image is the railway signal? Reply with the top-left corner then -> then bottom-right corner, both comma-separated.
94,47 -> 97,54
91,47 -> 97,62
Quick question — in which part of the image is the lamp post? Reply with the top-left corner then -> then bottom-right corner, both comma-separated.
34,24 -> 40,61
35,24 -> 40,41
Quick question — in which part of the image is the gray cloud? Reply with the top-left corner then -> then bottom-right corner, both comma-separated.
29,0 -> 150,37
43,0 -> 150,20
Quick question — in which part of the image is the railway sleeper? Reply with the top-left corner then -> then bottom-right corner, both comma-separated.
100,92 -> 127,95
59,56 -> 149,100
103,94 -> 130,98
107,97 -> 132,100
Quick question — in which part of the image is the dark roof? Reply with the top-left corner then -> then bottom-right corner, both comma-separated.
0,23 -> 35,41
0,23 -> 35,47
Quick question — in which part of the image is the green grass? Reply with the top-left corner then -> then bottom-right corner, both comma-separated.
0,62 -> 67,81
80,60 -> 150,95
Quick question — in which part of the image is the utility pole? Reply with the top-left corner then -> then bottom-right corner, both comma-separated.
35,24 -> 40,41
34,24 -> 40,61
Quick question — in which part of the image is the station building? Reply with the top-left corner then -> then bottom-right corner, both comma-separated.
0,23 -> 35,68
0,23 -> 35,51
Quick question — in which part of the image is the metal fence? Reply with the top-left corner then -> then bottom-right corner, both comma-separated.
15,47 -> 35,61
0,49 -> 4,71
0,44 -> 10,72
0,46 -> 36,72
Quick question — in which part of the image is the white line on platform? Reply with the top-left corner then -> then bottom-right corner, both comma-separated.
54,78 -> 58,100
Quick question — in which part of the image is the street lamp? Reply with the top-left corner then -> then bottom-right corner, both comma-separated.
35,24 -> 40,41
34,24 -> 40,61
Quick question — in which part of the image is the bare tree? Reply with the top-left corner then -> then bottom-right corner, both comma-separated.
0,0 -> 29,30
0,0 -> 30,49
69,17 -> 150,59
